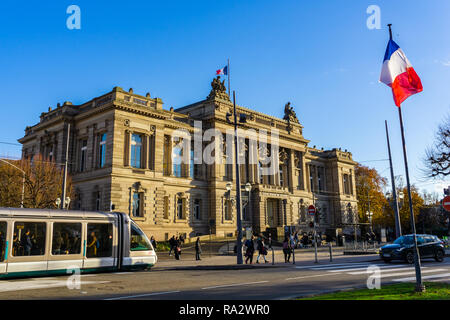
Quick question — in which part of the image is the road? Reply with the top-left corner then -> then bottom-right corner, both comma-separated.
0,255 -> 449,300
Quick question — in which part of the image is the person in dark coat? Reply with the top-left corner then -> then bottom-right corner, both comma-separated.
174,237 -> 181,260
244,236 -> 255,264
256,236 -> 268,263
22,229 -> 33,256
168,235 -> 176,256
282,237 -> 291,263
150,236 -> 157,251
195,237 -> 202,260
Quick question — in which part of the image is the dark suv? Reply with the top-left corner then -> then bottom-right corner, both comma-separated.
379,234 -> 446,264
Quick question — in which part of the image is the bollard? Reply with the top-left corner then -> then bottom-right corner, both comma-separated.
292,246 -> 295,264
272,247 -> 275,265
329,242 -> 333,262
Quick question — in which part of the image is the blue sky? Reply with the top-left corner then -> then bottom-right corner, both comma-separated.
0,0 -> 449,194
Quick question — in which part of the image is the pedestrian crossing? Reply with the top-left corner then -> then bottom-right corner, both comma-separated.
296,262 -> 450,283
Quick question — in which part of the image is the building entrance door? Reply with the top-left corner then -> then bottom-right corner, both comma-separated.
267,199 -> 280,227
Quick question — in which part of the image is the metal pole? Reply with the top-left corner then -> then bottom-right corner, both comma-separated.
21,172 -> 25,208
312,192 -> 318,263
61,123 -> 70,210
397,106 -> 424,292
385,120 -> 402,238
233,91 -> 243,265
292,238 -> 295,264
272,247 -> 275,265
329,242 -> 333,262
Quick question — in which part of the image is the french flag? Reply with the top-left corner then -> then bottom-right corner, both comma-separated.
216,65 -> 228,76
380,39 -> 423,107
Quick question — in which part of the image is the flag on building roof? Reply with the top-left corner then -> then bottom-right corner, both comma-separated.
380,39 -> 423,107
216,65 -> 228,76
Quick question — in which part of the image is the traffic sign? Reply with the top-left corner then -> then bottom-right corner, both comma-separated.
443,196 -> 450,212
308,205 -> 316,216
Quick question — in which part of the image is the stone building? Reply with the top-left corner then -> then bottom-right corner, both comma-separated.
18,77 -> 359,241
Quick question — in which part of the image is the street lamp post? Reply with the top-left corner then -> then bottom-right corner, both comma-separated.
226,91 -> 248,265
61,123 -> 70,210
244,182 -> 252,223
0,159 -> 25,208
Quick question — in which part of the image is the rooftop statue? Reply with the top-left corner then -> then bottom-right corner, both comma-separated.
283,102 -> 299,124
207,76 -> 230,101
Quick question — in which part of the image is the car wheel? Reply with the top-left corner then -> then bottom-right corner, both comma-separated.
435,250 -> 444,262
405,251 -> 415,264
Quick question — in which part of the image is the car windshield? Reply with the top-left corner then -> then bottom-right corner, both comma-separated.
393,236 -> 414,245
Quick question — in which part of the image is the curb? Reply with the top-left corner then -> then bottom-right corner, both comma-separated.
153,264 -> 285,271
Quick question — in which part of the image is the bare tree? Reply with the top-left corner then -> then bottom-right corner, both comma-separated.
0,155 -> 73,208
424,115 -> 450,178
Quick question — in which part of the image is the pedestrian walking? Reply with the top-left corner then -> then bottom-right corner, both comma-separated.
150,236 -> 157,251
244,235 -> 255,264
195,237 -> 202,260
168,235 -> 176,256
256,236 -> 268,263
174,237 -> 181,260
294,231 -> 299,249
282,237 -> 291,263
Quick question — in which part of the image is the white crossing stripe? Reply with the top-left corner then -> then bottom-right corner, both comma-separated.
285,273 -> 343,281
393,272 -> 450,282
348,267 -> 420,275
381,269 -> 447,278
302,263 -> 381,271
295,262 -> 375,270
327,264 -> 408,273
426,277 -> 450,282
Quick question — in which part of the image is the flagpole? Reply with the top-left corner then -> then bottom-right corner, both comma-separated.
227,58 -> 231,98
385,120 -> 402,238
388,23 -> 424,293
397,106 -> 424,292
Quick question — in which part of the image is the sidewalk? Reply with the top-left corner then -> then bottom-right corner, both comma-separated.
153,248 -> 379,271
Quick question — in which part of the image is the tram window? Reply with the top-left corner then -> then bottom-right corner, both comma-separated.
0,222 -> 6,262
13,222 -> 46,256
130,221 -> 153,251
86,223 -> 113,258
52,223 -> 82,255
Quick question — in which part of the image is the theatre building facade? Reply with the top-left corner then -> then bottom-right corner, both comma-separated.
18,78 -> 358,241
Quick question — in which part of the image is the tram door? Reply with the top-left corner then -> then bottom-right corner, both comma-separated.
0,222 -> 7,273
83,222 -> 115,270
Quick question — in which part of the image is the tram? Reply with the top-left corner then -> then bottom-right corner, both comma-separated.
0,208 -> 157,278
